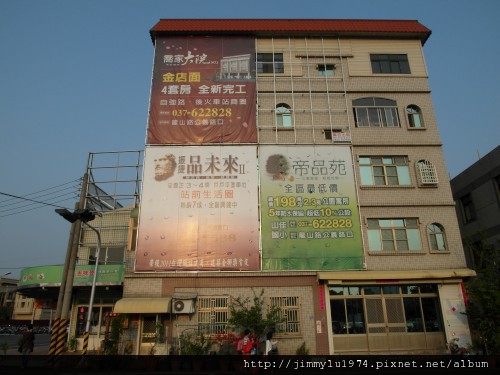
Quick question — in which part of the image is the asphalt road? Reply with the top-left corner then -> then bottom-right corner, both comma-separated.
0,333 -> 51,355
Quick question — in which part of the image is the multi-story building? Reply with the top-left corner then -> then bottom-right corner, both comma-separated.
109,19 -> 474,355
450,145 -> 500,268
1,274 -> 51,322
0,275 -> 17,319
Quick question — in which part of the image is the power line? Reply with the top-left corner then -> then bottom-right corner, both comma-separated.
0,178 -> 82,217
0,191 -> 68,208
0,185 -> 79,209
0,189 -> 77,212
0,178 -> 81,205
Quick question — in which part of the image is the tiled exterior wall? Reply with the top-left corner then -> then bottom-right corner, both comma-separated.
121,273 -> 324,355
120,32 -> 469,355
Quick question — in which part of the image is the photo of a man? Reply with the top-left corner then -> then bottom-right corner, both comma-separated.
154,153 -> 177,181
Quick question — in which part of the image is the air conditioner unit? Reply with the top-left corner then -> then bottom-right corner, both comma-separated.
172,299 -> 195,314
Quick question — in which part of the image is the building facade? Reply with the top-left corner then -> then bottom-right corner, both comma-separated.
450,145 -> 500,268
113,19 -> 474,355
0,275 -> 17,319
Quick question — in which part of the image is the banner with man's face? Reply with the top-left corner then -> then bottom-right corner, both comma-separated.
259,145 -> 363,270
135,146 -> 260,271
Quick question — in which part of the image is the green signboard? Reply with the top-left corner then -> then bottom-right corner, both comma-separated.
260,145 -> 363,270
19,264 -> 124,287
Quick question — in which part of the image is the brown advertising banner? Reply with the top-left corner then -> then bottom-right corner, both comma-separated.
135,145 -> 260,271
147,36 -> 256,144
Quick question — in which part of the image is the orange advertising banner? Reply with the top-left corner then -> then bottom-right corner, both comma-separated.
147,36 -> 256,144
135,146 -> 260,271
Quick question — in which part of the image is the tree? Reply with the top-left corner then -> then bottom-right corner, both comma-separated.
464,234 -> 500,355
227,288 -> 284,338
102,314 -> 124,355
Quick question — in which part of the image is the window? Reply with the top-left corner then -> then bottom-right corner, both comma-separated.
359,156 -> 411,186
370,54 -> 410,74
495,175 -> 500,206
353,97 -> 400,127
88,246 -> 124,265
257,53 -> 284,74
367,218 -> 422,252
416,160 -> 438,185
330,298 -> 366,334
329,284 -> 443,335
270,296 -> 301,335
428,223 -> 447,251
460,194 -> 476,223
275,103 -> 293,128
76,305 -> 112,337
317,64 -> 335,76
406,105 -> 424,128
197,296 -> 229,336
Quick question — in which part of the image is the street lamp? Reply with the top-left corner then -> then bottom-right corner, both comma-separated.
55,208 -> 101,355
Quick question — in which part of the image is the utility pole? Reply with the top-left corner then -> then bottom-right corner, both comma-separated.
48,173 -> 88,368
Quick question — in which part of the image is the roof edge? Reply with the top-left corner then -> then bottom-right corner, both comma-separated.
149,19 -> 432,45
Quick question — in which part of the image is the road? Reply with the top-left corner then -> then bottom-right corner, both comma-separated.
0,333 -> 51,355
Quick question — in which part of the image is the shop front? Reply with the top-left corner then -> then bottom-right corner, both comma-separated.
320,269 -> 475,354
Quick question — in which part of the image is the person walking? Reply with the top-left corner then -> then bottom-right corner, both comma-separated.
264,331 -> 275,356
19,323 -> 35,369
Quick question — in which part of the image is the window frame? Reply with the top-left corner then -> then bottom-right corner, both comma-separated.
317,63 -> 335,76
329,284 -> 443,335
257,53 -> 284,74
460,194 -> 476,224
275,103 -> 293,129
428,223 -> 448,252
406,105 -> 425,129
359,156 -> 411,186
87,246 -> 125,265
370,54 -> 411,74
353,97 -> 401,128
367,218 -> 422,252
197,296 -> 230,336
270,296 -> 301,336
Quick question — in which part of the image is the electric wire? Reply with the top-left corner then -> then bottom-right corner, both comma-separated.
0,178 -> 82,217
0,178 -> 80,204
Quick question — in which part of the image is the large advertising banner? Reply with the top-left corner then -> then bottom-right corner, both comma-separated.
135,145 -> 260,271
259,146 -> 363,270
147,36 -> 256,144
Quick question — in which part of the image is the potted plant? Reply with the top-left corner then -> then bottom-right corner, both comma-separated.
67,336 -> 77,352
179,331 -> 211,355
153,321 -> 167,355
178,331 -> 212,371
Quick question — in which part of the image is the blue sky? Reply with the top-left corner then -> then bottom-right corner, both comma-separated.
1,0 -> 499,279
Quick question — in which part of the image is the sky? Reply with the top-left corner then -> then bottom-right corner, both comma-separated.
1,0 -> 499,280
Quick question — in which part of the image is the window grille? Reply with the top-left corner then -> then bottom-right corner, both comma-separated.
416,160 -> 438,185
197,296 -> 229,336
270,296 -> 301,335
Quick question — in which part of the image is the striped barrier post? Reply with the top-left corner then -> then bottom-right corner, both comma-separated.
47,318 -> 60,367
47,318 -> 68,368
53,318 -> 68,368
82,331 -> 90,356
